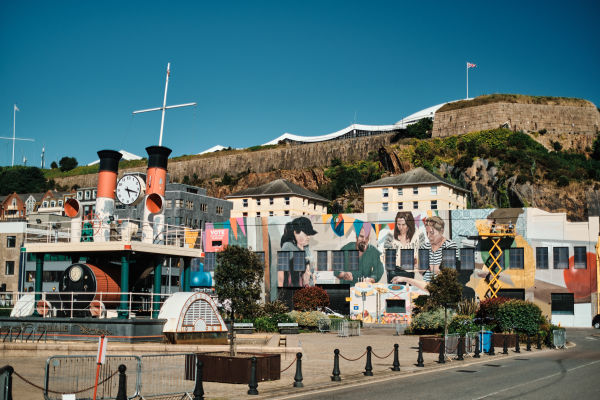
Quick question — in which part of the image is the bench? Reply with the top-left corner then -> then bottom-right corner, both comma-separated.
233,322 -> 255,334
278,322 -> 299,334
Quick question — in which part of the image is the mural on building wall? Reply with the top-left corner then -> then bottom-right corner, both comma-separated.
199,209 -> 598,325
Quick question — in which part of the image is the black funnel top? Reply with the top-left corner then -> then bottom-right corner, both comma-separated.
146,146 -> 172,169
97,150 -> 123,173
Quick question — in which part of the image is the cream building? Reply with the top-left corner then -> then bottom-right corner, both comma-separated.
362,167 -> 469,213
226,179 -> 329,217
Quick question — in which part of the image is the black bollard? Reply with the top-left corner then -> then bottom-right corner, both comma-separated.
438,338 -> 445,363
515,334 -> 521,353
526,334 -> 532,351
391,344 -> 400,371
537,334 -> 542,350
193,358 -> 204,400
116,365 -> 127,400
0,365 -> 13,400
474,335 -> 481,358
248,356 -> 258,395
293,353 -> 304,388
457,337 -> 464,361
502,335 -> 509,354
488,337 -> 495,356
364,346 -> 374,376
331,349 -> 341,381
416,341 -> 425,367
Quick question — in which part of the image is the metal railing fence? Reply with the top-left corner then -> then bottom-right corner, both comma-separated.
139,354 -> 196,398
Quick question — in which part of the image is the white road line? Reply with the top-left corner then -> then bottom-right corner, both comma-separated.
473,359 -> 600,400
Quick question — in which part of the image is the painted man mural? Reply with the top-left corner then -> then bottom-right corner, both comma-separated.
337,226 -> 384,285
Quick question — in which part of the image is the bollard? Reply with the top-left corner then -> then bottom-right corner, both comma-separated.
193,358 -> 204,400
331,349 -> 341,381
526,334 -> 532,351
537,334 -> 542,350
416,341 -> 425,367
248,356 -> 258,395
515,334 -> 521,353
0,365 -> 14,400
457,337 -> 464,361
474,335 -> 481,358
116,365 -> 127,400
391,344 -> 400,371
293,353 -> 304,388
502,335 -> 509,355
488,338 -> 495,356
364,346 -> 374,376
438,339 -> 445,363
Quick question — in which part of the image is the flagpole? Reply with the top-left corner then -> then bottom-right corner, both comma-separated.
159,63 -> 170,147
466,63 -> 469,100
12,104 -> 16,167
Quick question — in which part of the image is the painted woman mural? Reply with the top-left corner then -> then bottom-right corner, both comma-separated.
385,211 -> 425,283
278,216 -> 317,287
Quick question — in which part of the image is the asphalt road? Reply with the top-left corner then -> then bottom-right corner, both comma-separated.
289,328 -> 600,400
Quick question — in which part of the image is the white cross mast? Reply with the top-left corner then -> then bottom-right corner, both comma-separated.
132,63 -> 197,146
0,104 -> 34,166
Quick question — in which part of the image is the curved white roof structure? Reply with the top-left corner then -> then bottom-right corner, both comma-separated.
87,150 -> 143,166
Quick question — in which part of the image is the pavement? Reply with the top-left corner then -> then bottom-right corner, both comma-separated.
1,327 -> 556,399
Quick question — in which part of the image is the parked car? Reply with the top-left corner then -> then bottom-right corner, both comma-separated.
593,314 -> 600,329
322,306 -> 344,318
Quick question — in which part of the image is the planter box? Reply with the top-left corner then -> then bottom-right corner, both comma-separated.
419,335 -> 442,353
492,333 -> 516,347
189,353 -> 281,384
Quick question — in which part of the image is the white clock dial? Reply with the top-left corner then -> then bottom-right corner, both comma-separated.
69,265 -> 83,282
116,175 -> 144,205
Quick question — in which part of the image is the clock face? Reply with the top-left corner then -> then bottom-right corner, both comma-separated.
69,265 -> 83,282
116,175 -> 144,205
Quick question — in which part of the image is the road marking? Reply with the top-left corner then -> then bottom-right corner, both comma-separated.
473,359 -> 600,400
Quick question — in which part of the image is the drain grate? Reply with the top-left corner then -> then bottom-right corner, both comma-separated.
514,358 -> 530,361
484,364 -> 501,367
456,370 -> 477,373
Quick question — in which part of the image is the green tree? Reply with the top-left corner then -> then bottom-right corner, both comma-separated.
50,161 -> 58,169
405,117 -> 433,139
59,156 -> 78,172
426,267 -> 463,340
0,166 -> 49,195
214,245 -> 264,355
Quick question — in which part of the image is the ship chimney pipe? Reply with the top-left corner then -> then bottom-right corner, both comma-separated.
64,198 -> 82,242
142,146 -> 171,243
94,150 -> 123,242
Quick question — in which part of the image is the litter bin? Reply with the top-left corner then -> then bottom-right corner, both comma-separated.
478,331 -> 492,352
553,328 -> 566,348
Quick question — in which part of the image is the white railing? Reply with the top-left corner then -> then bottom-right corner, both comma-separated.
0,291 -> 176,319
24,218 -> 203,249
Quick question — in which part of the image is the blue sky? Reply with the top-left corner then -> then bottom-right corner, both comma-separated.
1,0 -> 599,167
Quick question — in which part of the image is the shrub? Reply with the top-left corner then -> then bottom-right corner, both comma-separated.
557,175 -> 569,187
253,313 -> 293,332
476,297 -> 511,326
261,300 -> 289,316
293,286 -> 329,311
448,314 -> 478,335
407,308 -> 451,335
457,298 -> 478,316
288,310 -> 327,328
495,299 -> 542,335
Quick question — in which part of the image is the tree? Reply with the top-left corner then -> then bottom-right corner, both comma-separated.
50,161 -> 58,169
293,286 -> 329,311
214,245 -> 264,355
0,166 -> 49,195
426,267 -> 463,340
59,156 -> 78,172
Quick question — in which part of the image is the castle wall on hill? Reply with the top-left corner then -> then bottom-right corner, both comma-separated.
54,134 -> 394,188
433,102 -> 600,138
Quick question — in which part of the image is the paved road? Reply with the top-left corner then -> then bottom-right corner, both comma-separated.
286,328 -> 600,400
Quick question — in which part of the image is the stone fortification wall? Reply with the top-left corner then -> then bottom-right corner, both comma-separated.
54,134 -> 394,189
433,102 -> 600,138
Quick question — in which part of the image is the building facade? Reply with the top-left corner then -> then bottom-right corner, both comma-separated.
362,168 -> 469,213
0,222 -> 26,297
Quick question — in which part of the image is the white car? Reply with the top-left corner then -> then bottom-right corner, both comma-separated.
322,307 -> 344,318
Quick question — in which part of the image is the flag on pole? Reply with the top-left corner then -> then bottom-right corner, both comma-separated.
467,62 -> 477,69
14,104 -> 19,112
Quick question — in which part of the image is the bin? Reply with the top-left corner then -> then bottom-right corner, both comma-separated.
478,331 -> 492,352
552,328 -> 566,348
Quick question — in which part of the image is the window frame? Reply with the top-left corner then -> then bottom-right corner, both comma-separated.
509,247 -> 525,269
536,247 -> 549,269
573,246 -> 587,269
553,247 -> 569,269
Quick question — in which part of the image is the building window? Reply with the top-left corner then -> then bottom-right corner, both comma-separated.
277,251 -> 291,271
536,247 -> 548,269
490,249 -> 505,269
430,185 -> 437,195
199,203 -> 207,212
284,210 -> 290,216
460,248 -> 475,270
242,199 -> 248,207
58,200 -> 63,207
574,246 -> 587,269
242,212 -> 248,217
397,188 -> 403,196
317,250 -> 328,271
413,201 -> 418,210
5,261 -> 15,275
186,201 -> 193,210
400,249 -> 414,270
284,197 -> 290,205
509,248 -> 524,269
204,252 -> 216,271
42,201 -> 48,208
175,199 -> 183,208
216,206 -> 223,215
442,249 -> 456,268
268,211 -> 273,216
430,200 -> 437,210
551,293 -> 574,315
254,251 -> 265,266
382,188 -> 389,198
332,251 -> 344,271
256,198 -> 261,206
269,197 -> 274,205
382,203 -> 388,212
386,299 -> 406,313
256,212 -> 260,217
384,249 -> 396,271
7,236 -> 16,248
497,289 -> 525,300
293,251 -> 306,271
397,202 -> 403,210
92,190 -> 97,199
418,249 -> 430,270
553,247 -> 569,269
77,191 -> 83,200
165,200 -> 172,209
347,250 -> 359,271
85,190 -> 91,200
413,187 -> 418,195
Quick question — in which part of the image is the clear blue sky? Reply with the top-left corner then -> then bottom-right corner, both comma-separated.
1,0 -> 599,167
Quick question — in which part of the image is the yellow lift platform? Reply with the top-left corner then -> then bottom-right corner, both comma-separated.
475,220 -> 516,298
